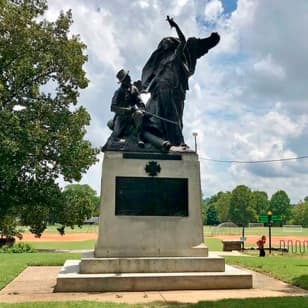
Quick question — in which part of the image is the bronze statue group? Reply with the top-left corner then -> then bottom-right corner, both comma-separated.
104,16 -> 220,152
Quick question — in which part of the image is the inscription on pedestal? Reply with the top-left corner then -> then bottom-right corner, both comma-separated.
115,177 -> 188,216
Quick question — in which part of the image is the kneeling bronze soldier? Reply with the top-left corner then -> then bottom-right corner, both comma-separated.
110,69 -> 145,146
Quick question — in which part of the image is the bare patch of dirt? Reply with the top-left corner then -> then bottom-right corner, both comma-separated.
19,233 -> 97,242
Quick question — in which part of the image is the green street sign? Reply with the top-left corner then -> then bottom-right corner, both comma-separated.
258,215 -> 267,219
272,215 -> 281,221
258,218 -> 268,223
258,214 -> 281,223
240,237 -> 247,241
258,215 -> 268,222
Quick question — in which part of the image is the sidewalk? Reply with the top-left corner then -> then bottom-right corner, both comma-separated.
0,262 -> 307,304
209,250 -> 248,257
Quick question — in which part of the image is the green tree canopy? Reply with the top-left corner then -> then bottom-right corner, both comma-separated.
57,184 -> 99,230
252,191 -> 269,215
269,190 -> 291,224
292,201 -> 308,227
202,192 -> 223,225
0,0 -> 98,219
213,192 -> 231,223
229,185 -> 257,226
205,203 -> 219,225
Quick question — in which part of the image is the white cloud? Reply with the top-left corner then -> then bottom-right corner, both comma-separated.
134,0 -> 150,9
253,54 -> 286,80
46,0 -> 308,203
204,0 -> 223,22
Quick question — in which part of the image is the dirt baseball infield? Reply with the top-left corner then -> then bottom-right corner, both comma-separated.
20,232 -> 307,246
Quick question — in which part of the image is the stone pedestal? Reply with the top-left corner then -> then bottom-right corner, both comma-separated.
95,151 -> 206,257
55,151 -> 252,292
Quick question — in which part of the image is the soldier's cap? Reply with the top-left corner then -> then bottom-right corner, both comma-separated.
116,69 -> 129,83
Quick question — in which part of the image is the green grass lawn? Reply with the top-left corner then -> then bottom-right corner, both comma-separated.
24,238 -> 222,251
0,253 -> 80,290
1,226 -> 307,308
25,240 -> 96,250
205,238 -> 223,251
226,254 -> 308,290
0,252 -> 308,307
0,297 -> 308,308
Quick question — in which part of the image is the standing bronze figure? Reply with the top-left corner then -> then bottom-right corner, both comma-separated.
142,16 -> 220,146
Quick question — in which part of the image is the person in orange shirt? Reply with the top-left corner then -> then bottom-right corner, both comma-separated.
257,235 -> 266,257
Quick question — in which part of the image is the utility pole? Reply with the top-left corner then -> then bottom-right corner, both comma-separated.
192,132 -> 198,153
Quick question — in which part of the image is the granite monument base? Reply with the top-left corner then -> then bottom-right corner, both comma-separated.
55,260 -> 252,292
55,151 -> 252,291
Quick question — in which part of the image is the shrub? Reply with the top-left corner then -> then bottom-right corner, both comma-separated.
0,242 -> 36,253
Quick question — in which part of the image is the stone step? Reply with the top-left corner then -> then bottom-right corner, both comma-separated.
80,257 -> 225,274
94,245 -> 209,258
80,256 -> 225,273
55,260 -> 252,292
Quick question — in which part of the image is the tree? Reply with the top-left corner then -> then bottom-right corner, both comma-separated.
213,192 -> 231,223
229,185 -> 257,226
0,1 -> 98,222
292,201 -> 308,227
252,191 -> 269,215
56,184 -> 99,232
269,190 -> 291,224
201,200 -> 207,225
202,192 -> 224,225
20,204 -> 50,237
206,203 -> 219,225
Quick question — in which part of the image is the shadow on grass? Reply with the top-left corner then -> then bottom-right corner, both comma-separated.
1,297 -> 308,308
153,296 -> 308,308
295,264 -> 308,267
1,298 -> 308,307
292,274 -> 308,290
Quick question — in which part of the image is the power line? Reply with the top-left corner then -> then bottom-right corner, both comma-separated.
199,155 -> 308,164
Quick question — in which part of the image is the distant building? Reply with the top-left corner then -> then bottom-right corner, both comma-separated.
84,217 -> 99,225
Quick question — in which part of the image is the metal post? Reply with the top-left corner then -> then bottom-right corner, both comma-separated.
267,210 -> 272,254
192,132 -> 198,153
269,222 -> 272,254
242,225 -> 245,251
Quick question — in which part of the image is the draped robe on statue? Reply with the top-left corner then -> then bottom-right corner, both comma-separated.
141,34 -> 220,146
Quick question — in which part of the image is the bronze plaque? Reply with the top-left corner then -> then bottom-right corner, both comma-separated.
115,177 -> 188,216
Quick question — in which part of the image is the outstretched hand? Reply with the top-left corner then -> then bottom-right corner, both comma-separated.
210,32 -> 220,40
166,15 -> 177,28
210,32 -> 220,45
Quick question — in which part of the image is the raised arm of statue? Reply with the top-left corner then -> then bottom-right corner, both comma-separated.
166,16 -> 186,44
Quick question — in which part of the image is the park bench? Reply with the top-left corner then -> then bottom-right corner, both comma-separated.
222,240 -> 243,251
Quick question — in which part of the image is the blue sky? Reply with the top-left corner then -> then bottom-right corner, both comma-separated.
46,0 -> 308,203
221,0 -> 237,14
